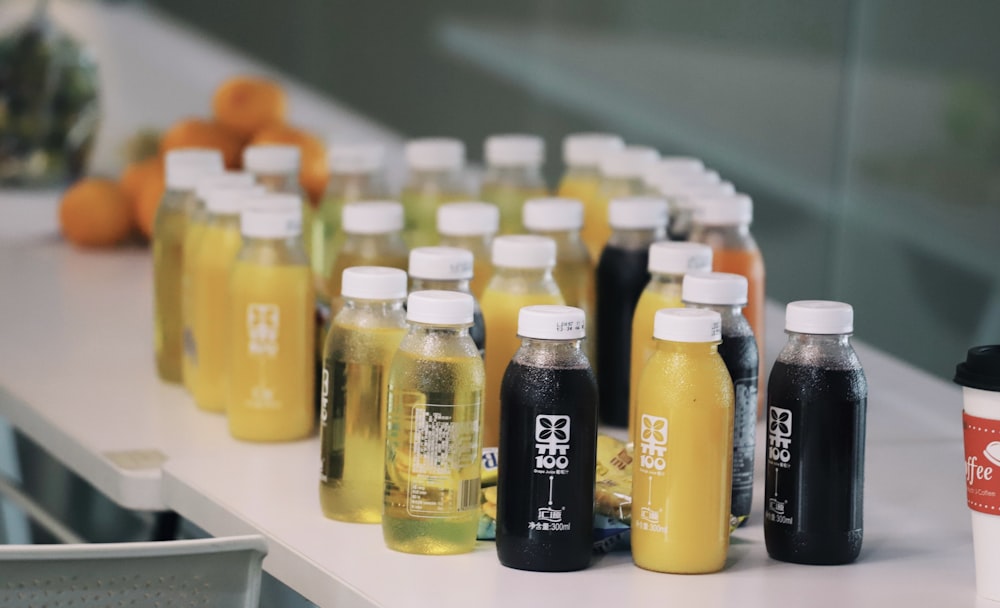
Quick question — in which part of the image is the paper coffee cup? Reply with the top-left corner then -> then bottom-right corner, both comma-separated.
955,345 -> 1000,602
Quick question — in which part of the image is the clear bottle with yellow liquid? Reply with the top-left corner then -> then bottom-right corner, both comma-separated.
383,290 -> 485,555
632,308 -> 734,574
436,201 -> 499,299
320,266 -> 408,523
479,134 -> 548,234
586,146 -> 659,259
480,235 -> 564,448
228,198 -> 315,442
629,241 -> 713,440
558,133 -> 623,254
153,148 -> 224,383
401,138 -> 467,248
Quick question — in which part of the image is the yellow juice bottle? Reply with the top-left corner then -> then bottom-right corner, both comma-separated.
632,308 -> 734,574
401,138 -> 467,248
383,291 -> 485,555
586,146 -> 659,260
436,202 -> 499,299
228,200 -> 315,442
558,133 -> 623,255
629,242 -> 713,441
320,267 -> 408,522
153,149 -> 224,383
479,134 -> 548,234
480,235 -> 564,448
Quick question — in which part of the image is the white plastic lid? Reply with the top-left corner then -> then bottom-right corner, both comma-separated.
658,156 -> 705,172
165,149 -> 224,190
522,197 -> 584,232
599,145 -> 660,179
517,305 -> 586,340
693,193 -> 753,226
653,308 -> 722,343
562,133 -> 624,167
243,144 -> 300,174
667,180 -> 736,210
195,171 -> 256,201
484,134 -> 544,167
243,192 -> 302,213
682,271 -> 748,306
608,197 -> 669,230
648,242 -> 713,275
341,266 -> 408,300
328,142 -> 384,173
409,246 -> 474,280
491,234 -> 556,269
240,206 -> 302,239
342,201 -> 404,234
785,300 -> 854,334
643,157 -> 706,187
405,138 -> 465,171
204,185 -> 266,215
437,202 -> 500,236
407,290 -> 474,325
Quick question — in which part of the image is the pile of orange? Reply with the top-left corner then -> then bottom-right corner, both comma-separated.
59,76 -> 330,248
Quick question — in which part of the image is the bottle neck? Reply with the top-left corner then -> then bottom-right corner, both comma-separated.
485,165 -> 543,183
515,337 -> 589,368
683,302 -> 752,337
440,233 -> 493,253
495,266 -> 555,283
343,297 -> 406,315
255,172 -> 302,196
654,339 -> 720,356
608,226 -> 665,249
779,332 -> 860,370
531,228 -> 583,248
410,277 -> 471,294
408,322 -> 471,339
649,272 -> 684,289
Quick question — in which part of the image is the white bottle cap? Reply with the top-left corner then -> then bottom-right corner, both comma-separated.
693,193 -> 753,226
653,308 -> 722,343
484,134 -> 544,167
342,201 -> 404,234
165,149 -> 224,191
658,156 -> 705,172
491,234 -> 556,269
785,300 -> 854,334
562,133 -> 624,167
643,157 -> 706,187
648,242 -> 713,275
608,197 -> 669,230
407,290 -> 474,325
667,181 -> 736,211
517,305 -> 586,340
437,202 -> 500,237
341,266 -> 408,300
243,144 -> 300,174
522,197 -> 584,232
240,205 -> 302,239
204,185 -> 266,215
195,171 -> 256,201
328,142 -> 384,173
405,138 -> 465,171
599,145 -> 660,179
682,272 -> 748,306
409,246 -> 474,280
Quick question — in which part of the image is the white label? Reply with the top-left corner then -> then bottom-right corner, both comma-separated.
639,414 -> 668,473
406,404 -> 480,517
247,304 -> 280,357
534,414 -> 570,473
768,406 -> 793,466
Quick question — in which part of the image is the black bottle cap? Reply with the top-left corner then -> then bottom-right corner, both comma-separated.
955,345 -> 1000,392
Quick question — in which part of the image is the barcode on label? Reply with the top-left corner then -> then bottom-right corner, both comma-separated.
459,478 -> 480,511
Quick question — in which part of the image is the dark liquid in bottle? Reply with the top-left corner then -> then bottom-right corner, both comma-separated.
764,361 -> 867,565
497,362 -> 598,571
717,333 -> 758,525
471,304 -> 486,357
595,245 -> 650,426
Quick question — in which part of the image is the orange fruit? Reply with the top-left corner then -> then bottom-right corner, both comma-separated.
160,118 -> 243,169
120,156 -> 163,220
212,76 -> 287,140
135,168 -> 167,239
59,178 -> 133,248
251,123 -> 329,204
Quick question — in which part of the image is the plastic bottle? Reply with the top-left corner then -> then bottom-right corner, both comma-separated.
764,300 -> 867,565
401,137 -> 467,248
152,148 -> 224,383
320,266 -> 408,523
586,145 -> 659,259
383,290 -> 485,555
228,196 -> 315,442
628,241 -> 713,439
655,177 -> 734,242
409,246 -> 485,356
436,201 -> 499,299
632,308 -> 734,574
557,133 -> 624,239
682,271 -> 758,529
595,197 -> 667,427
479,134 -> 548,234
481,235 -> 565,448
497,305 -> 598,572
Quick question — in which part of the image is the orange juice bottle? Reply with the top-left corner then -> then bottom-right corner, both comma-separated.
228,198 -> 315,442
587,146 -> 659,259
558,133 -> 623,228
629,241 -> 713,441
401,138 -> 467,248
153,149 -> 224,383
436,201 -> 499,299
480,134 -> 548,234
632,308 -> 734,573
480,235 -> 564,448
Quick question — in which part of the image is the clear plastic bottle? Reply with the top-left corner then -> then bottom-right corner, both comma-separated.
436,201 -> 499,299
320,266 -> 408,523
401,138 -> 467,248
383,290 -> 485,555
586,145 -> 660,260
479,134 -> 548,234
409,246 -> 485,356
682,271 -> 758,529
657,178 -> 734,242
152,148 -> 224,383
557,133 -> 624,221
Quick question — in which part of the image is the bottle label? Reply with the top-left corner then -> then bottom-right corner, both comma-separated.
407,403 -> 481,517
528,414 -> 572,532
634,413 -> 669,534
732,377 -> 758,496
765,405 -> 795,526
963,412 -> 1000,515
243,303 -> 282,409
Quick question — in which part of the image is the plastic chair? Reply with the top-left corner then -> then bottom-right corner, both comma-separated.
0,535 -> 268,608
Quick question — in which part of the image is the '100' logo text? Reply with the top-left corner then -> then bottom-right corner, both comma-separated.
768,406 -> 792,467
640,414 -> 667,472
535,415 -> 570,473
